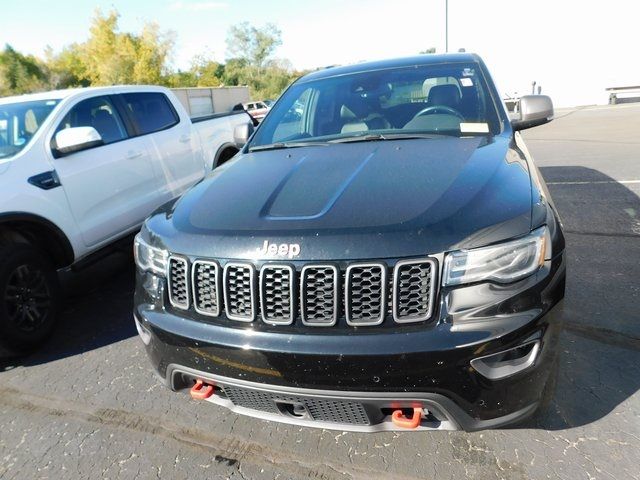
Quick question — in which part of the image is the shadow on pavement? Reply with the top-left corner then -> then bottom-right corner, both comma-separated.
1,250 -> 136,370
520,166 -> 640,430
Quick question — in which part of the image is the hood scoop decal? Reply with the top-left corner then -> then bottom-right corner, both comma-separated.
261,150 -> 376,220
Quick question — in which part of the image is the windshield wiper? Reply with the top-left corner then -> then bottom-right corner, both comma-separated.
248,141 -> 329,152
328,132 -> 449,144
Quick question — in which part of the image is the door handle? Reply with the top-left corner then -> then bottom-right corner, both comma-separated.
126,150 -> 143,159
179,135 -> 191,143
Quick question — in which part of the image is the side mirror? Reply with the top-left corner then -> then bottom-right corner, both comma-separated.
233,122 -> 255,148
511,95 -> 554,131
53,127 -> 103,157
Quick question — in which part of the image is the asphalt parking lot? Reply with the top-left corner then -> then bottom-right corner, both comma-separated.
1,104 -> 639,480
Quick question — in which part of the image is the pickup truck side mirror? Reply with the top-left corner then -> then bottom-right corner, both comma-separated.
511,95 -> 554,131
53,127 -> 104,157
233,122 -> 255,148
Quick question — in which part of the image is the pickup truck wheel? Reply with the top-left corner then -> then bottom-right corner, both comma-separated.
216,147 -> 239,168
0,244 -> 59,355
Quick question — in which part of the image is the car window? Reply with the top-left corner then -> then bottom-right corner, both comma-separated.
272,88 -> 313,142
121,92 -> 179,136
57,96 -> 127,145
0,99 -> 59,159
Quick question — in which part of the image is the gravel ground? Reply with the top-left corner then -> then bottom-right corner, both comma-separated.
1,104 -> 639,480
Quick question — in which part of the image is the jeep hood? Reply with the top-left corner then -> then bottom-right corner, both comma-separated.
148,136 -> 533,260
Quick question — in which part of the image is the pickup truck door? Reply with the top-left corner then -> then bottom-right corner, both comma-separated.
51,94 -> 161,248
119,92 -> 203,204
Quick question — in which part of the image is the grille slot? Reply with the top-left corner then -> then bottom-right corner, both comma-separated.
223,263 -> 256,322
192,260 -> 221,317
168,256 -> 189,310
345,263 -> 386,325
393,259 -> 436,323
260,265 -> 295,325
223,385 -> 370,425
300,265 -> 339,326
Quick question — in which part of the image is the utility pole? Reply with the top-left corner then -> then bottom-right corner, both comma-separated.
445,0 -> 449,52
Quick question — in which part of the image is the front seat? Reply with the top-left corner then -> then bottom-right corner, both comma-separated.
427,84 -> 461,110
340,105 -> 369,133
92,110 -> 122,144
340,96 -> 391,134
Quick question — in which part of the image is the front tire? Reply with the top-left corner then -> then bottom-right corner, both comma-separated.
0,243 -> 60,355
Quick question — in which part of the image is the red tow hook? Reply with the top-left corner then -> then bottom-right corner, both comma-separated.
391,408 -> 422,429
190,379 -> 215,400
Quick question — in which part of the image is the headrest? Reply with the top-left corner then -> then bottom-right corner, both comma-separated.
428,84 -> 461,107
340,96 -> 370,120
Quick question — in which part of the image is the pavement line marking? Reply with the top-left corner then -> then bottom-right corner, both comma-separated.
547,180 -> 640,185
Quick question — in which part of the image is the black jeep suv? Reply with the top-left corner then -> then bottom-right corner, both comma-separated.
134,53 -> 565,432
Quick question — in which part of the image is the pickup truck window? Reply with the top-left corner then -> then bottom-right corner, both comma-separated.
0,99 -> 60,159
57,96 -> 128,145
121,92 -> 179,136
250,62 -> 501,149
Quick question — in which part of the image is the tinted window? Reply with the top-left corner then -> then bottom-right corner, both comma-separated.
121,92 -> 179,135
57,96 -> 127,145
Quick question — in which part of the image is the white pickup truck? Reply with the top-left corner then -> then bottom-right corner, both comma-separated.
0,85 -> 254,353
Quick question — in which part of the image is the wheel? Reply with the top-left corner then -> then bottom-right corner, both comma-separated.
0,243 -> 60,355
215,147 -> 239,168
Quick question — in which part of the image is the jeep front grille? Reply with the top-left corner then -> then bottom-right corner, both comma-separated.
168,256 -> 189,309
166,257 -> 437,326
345,263 -> 386,325
223,263 -> 256,322
192,260 -> 220,317
393,259 -> 436,323
301,265 -> 339,326
260,265 -> 295,325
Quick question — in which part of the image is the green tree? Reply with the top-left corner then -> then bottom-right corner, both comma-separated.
226,22 -> 282,69
420,47 -> 436,54
223,22 -> 295,99
81,9 -> 174,86
189,54 -> 224,87
44,43 -> 89,89
0,13 -> 303,99
0,45 -> 49,96
132,23 -> 175,84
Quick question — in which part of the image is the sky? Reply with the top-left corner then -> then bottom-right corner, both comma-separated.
1,0 -> 638,107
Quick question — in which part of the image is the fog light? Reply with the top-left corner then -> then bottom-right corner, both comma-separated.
470,340 -> 540,380
143,273 -> 162,299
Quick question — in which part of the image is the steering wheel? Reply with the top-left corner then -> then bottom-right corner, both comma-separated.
412,105 -> 464,120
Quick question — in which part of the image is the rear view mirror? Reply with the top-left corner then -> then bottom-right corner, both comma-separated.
233,122 -> 255,148
53,127 -> 103,157
511,95 -> 554,131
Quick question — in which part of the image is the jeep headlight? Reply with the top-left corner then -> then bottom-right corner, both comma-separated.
443,226 -> 547,286
134,233 -> 168,276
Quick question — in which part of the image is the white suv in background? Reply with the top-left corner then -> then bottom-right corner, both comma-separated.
0,85 -> 254,353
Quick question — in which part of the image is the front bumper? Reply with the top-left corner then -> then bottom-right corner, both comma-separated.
134,254 -> 565,431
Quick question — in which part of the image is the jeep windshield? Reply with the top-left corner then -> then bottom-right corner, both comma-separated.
0,99 -> 60,159
248,62 -> 502,151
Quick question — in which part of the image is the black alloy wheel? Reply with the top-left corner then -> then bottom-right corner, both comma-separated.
4,263 -> 53,333
0,243 -> 59,354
